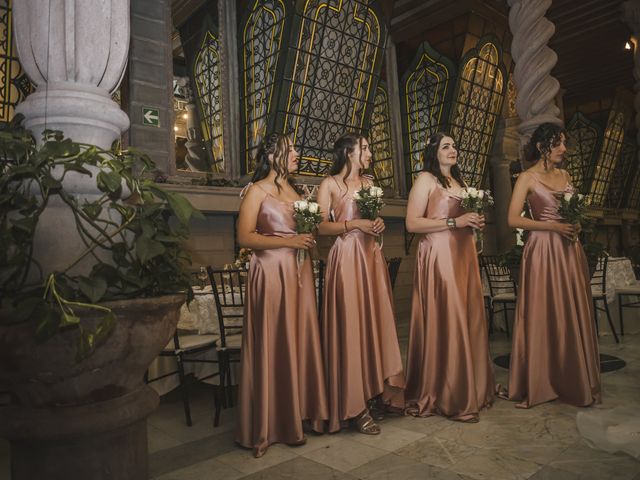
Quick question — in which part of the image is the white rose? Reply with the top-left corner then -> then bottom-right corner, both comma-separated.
468,187 -> 478,197
577,194 -> 584,201
460,190 -> 470,199
563,193 -> 572,202
372,186 -> 383,197
308,202 -> 319,213
294,200 -> 308,210
353,191 -> 361,200
478,190 -> 485,199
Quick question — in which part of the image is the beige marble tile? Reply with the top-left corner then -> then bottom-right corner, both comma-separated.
301,437 -> 388,473
448,449 -> 542,480
215,444 -> 297,475
346,424 -> 426,452
148,424 -> 183,454
394,433 -> 478,469
548,441 -> 640,480
240,456 -> 357,480
349,452 -> 473,480
154,457 -> 244,480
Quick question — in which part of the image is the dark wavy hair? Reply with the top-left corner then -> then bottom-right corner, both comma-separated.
422,131 -> 466,188
329,132 -> 369,190
250,132 -> 294,192
523,122 -> 568,169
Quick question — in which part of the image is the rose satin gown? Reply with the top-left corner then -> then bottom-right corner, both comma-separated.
507,172 -> 601,408
235,193 -> 328,456
322,188 -> 405,432
405,181 -> 495,421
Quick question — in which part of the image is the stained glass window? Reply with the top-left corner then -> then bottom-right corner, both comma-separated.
281,0 -> 385,176
400,42 -> 454,181
588,108 -> 625,207
449,40 -> 506,188
194,29 -> 224,173
369,82 -> 394,189
606,137 -> 635,209
626,159 -> 640,210
0,0 -> 32,123
564,112 -> 602,193
241,0 -> 287,174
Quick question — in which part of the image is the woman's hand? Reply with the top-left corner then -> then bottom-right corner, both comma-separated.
456,212 -> 485,229
372,217 -> 385,234
354,219 -> 380,237
552,222 -> 578,240
287,233 -> 316,250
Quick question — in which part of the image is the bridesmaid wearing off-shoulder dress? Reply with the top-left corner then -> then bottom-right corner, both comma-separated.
505,123 -> 601,408
316,133 -> 405,435
236,133 -> 328,458
405,132 -> 495,422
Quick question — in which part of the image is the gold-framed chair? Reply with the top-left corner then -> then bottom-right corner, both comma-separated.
480,255 -> 517,336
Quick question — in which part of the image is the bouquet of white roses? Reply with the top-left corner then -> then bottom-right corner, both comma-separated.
557,192 -> 587,243
293,199 -> 322,266
460,187 -> 494,254
354,185 -> 385,246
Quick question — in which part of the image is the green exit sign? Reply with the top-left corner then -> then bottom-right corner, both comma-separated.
142,107 -> 160,127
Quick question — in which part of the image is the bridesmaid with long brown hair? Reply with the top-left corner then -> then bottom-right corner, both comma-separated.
404,131 -> 495,422
316,133 -> 405,435
235,133 -> 328,457
504,122 -> 601,408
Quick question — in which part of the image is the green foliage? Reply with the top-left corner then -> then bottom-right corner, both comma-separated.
0,116 -> 201,359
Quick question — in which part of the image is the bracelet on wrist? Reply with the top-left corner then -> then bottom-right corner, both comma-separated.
446,217 -> 456,229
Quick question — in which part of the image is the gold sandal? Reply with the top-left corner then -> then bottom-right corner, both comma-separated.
354,409 -> 381,435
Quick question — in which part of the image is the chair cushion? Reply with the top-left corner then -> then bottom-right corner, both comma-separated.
617,286 -> 640,295
219,333 -> 242,350
493,293 -> 516,302
163,334 -> 219,352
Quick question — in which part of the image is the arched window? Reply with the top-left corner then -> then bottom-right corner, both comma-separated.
400,42 -> 454,180
626,160 -> 640,210
449,39 -> 506,187
0,0 -> 31,123
241,0 -> 287,174
565,112 -> 602,193
194,29 -> 224,173
589,108 -> 626,207
369,82 -> 394,189
282,0 -> 385,176
607,137 -> 636,208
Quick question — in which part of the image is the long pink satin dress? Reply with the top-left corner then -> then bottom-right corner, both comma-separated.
322,187 -> 405,433
405,180 -> 495,421
507,172 -> 601,408
235,193 -> 328,456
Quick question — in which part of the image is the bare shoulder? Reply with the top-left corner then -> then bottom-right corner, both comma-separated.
242,182 -> 268,202
414,171 -> 437,187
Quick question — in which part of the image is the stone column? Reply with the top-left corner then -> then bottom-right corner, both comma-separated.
384,37 -> 408,197
219,0 -> 241,178
507,0 -> 563,146
623,0 -> 640,148
14,0 -> 130,148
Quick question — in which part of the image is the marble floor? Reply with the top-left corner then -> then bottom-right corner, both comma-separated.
1,309 -> 639,480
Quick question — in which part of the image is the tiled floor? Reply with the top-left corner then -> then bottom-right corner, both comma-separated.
1,309 -> 639,480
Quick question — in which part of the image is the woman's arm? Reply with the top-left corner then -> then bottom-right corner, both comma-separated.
316,177 -> 379,236
237,185 -> 314,250
405,173 -> 480,233
507,172 -> 575,238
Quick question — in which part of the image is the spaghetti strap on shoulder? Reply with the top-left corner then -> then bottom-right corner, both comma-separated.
239,182 -> 253,199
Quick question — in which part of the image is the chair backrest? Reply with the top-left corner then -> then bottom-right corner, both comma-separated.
590,254 -> 608,295
206,266 -> 247,348
386,257 -> 402,291
314,259 -> 326,315
480,255 -> 516,296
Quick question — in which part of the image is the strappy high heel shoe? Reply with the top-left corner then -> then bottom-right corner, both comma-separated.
354,409 -> 381,435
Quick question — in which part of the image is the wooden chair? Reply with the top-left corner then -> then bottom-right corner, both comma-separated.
591,255 -> 619,343
146,327 -> 221,427
480,255 -> 517,336
206,266 -> 246,426
386,257 -> 402,290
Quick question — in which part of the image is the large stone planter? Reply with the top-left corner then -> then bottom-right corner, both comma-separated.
0,294 -> 183,480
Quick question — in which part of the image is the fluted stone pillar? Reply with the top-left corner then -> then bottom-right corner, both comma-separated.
12,0 -> 131,276
507,0 -> 562,146
13,0 -> 130,148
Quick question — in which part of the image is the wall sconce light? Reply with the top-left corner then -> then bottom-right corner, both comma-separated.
625,41 -> 632,50
173,126 -> 179,132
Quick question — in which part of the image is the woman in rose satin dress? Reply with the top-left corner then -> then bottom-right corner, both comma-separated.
405,132 -> 495,422
316,133 -> 405,435
505,122 -> 601,408
235,133 -> 328,457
